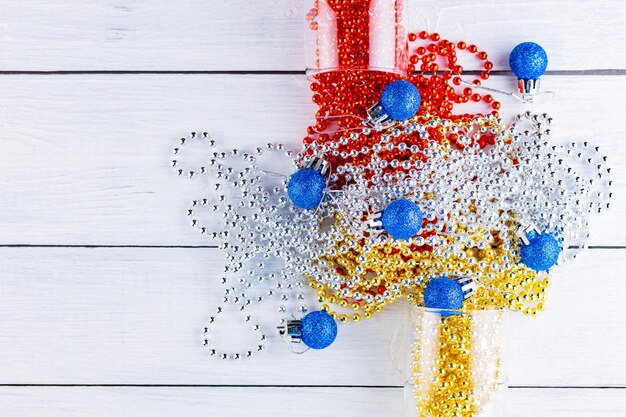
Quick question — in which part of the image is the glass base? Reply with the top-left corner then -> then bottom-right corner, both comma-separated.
402,307 -> 509,417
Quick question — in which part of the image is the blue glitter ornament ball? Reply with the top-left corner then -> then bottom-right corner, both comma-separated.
287,168 -> 326,210
509,42 -> 548,80
423,277 -> 465,317
520,232 -> 561,272
300,311 -> 338,350
381,199 -> 424,240
380,80 -> 421,122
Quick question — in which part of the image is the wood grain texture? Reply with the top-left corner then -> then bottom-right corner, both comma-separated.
0,74 -> 623,246
0,247 -> 623,387
2,1 -> 626,414
0,387 -> 624,417
1,0 -> 625,71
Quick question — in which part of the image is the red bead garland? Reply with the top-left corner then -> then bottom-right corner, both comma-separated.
302,1 -> 502,183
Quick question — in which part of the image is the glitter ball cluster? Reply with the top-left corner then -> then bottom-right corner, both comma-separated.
179,110 -> 610,321
172,1 -> 612,416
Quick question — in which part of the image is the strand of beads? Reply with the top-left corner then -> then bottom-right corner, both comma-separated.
188,112 -> 607,322
300,112 -> 507,188
177,110 -> 610,328
410,309 -> 505,417
173,134 -> 318,358
304,18 -> 500,174
297,111 -> 611,318
311,232 -> 549,320
504,112 -> 612,258
203,305 -> 266,360
412,314 -> 478,417
175,110 -> 610,356
301,111 -> 610,265
407,30 -> 501,118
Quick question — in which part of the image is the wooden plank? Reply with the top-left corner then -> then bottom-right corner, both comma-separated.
0,74 -> 622,246
0,247 -> 623,386
0,387 -> 624,417
1,0 -> 625,71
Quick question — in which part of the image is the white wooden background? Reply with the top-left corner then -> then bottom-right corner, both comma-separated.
0,1 -> 625,416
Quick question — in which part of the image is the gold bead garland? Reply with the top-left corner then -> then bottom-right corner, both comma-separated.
309,227 -> 550,321
410,310 -> 504,417
307,223 -> 542,417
